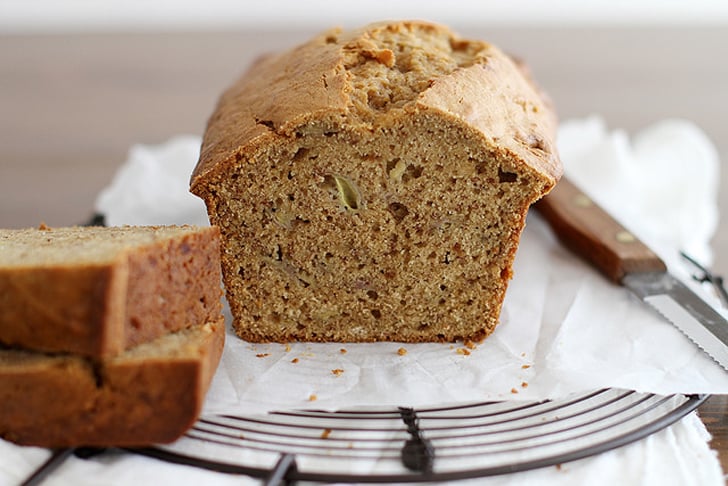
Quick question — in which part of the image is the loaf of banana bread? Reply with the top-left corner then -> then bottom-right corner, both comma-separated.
191,21 -> 562,343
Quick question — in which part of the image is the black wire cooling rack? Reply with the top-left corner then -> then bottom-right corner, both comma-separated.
119,388 -> 706,484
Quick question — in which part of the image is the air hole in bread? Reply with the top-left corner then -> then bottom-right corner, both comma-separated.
387,202 -> 409,223
498,168 -> 518,183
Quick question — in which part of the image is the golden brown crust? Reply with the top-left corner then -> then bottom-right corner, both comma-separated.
0,225 -> 222,358
192,21 -> 561,190
0,318 -> 225,448
0,262 -> 127,357
191,21 -> 563,344
416,57 -> 561,188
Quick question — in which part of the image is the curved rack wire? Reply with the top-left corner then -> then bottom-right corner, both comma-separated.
134,388 -> 707,483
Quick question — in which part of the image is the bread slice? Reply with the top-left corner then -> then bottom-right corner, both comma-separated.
190,21 -> 562,343
0,225 -> 222,358
0,318 -> 224,447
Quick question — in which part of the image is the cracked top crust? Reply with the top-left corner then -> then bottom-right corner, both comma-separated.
191,20 -> 562,193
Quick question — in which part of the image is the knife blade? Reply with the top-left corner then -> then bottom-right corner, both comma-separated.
535,177 -> 728,370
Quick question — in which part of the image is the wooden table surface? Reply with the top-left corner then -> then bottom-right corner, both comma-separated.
1,26 -> 727,478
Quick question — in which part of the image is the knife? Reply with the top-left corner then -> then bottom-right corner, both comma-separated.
535,177 -> 728,370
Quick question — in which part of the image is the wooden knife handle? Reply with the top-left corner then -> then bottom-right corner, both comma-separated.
535,177 -> 667,283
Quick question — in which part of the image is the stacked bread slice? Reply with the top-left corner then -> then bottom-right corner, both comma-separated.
0,225 -> 224,447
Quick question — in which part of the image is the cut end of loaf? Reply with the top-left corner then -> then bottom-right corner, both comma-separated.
206,113 -> 543,343
192,21 -> 562,343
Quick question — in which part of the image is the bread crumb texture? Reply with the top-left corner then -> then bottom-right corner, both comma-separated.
191,20 -> 562,344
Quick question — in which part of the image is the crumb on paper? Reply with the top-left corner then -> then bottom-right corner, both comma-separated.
340,348 -> 347,354
521,364 -> 531,369
397,347 -> 407,356
256,353 -> 270,358
332,368 -> 344,376
284,343 -> 291,352
309,394 -> 317,401
521,352 -> 526,357
464,339 -> 476,350
291,358 -> 299,364
456,348 -> 471,356
555,464 -> 563,471
320,428 -> 332,439
511,388 -> 519,394
521,381 -> 529,388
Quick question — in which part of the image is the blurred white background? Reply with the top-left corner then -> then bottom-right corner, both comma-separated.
1,0 -> 728,33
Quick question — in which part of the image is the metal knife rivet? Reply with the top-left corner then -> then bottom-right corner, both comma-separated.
616,230 -> 636,243
573,193 -> 592,208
